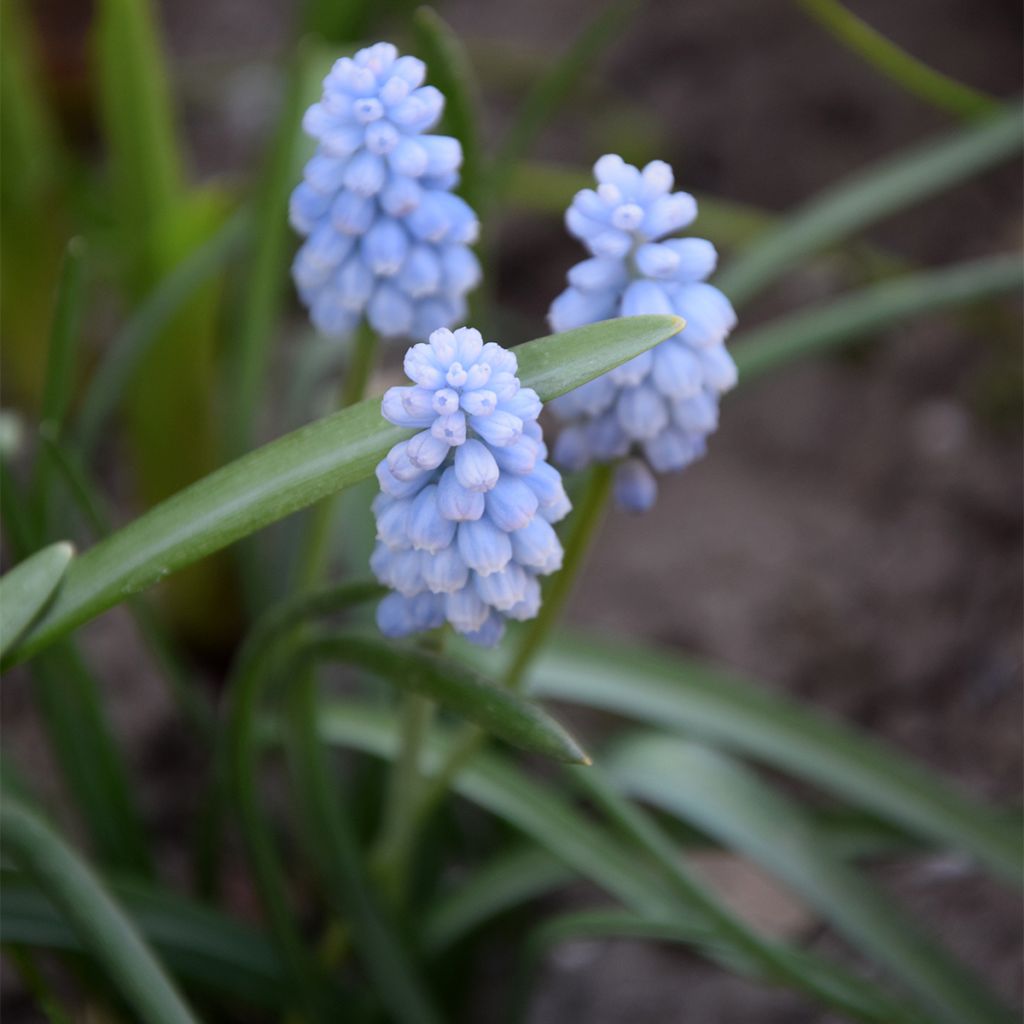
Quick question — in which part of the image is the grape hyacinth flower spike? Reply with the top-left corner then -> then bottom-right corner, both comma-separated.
290,42 -> 481,341
371,327 -> 571,646
548,154 -> 738,512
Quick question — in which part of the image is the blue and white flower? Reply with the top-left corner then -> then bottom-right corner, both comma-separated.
372,327 -> 570,645
548,154 -> 738,512
290,42 -> 481,340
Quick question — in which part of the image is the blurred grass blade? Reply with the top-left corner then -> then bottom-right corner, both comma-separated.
607,735 -> 1015,1024
37,430 -> 214,738
573,763 -> 928,1023
301,633 -> 588,763
222,584 -> 389,1020
422,846 -> 572,953
7,315 -> 682,664
1,871 -> 289,1009
512,909 -> 917,1024
798,0 -> 999,121
0,467 -> 152,877
505,160 -> 776,249
76,212 -> 248,459
0,542 -> 74,657
3,897 -> 280,1012
40,240 -> 87,432
414,7 -> 484,208
717,103 -> 1023,305
316,703 -> 918,1023
285,673 -> 442,1024
0,796 -> 198,1024
94,0 -> 181,289
519,632 -> 1022,884
223,50 -> 311,458
489,0 -> 637,199
29,643 -> 155,878
733,253 -> 1024,383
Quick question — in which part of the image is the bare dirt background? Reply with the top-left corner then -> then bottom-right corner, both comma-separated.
6,0 -> 1023,1021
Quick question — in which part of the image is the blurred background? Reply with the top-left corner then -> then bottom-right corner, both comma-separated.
2,0 -> 1021,1020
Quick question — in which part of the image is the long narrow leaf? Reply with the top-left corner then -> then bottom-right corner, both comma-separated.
76,212 -> 248,458
733,253 -> 1023,383
40,239 -> 87,432
607,735 -> 1014,1024
422,846 -> 573,953
1,871 -> 288,1010
315,701 -> 923,1023
489,0 -> 637,199
94,0 -> 182,288
798,0 -> 999,121
300,633 -> 587,763
7,315 -> 682,664
0,542 -> 73,656
413,8 -> 484,208
716,104 -> 1023,305
515,631 -> 1022,884
0,796 -> 198,1024
285,673 -> 442,1024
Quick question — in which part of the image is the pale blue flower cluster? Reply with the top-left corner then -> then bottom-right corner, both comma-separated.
290,43 -> 481,340
371,327 -> 571,646
548,155 -> 738,512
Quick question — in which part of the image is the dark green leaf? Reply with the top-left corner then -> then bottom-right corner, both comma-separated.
798,0 -> 999,122
517,631 -> 1022,884
607,734 -> 1015,1024
301,633 -> 588,764
413,7 -> 484,208
0,796 -> 198,1024
7,315 -> 682,664
733,253 -> 1023,383
717,104 -> 1023,305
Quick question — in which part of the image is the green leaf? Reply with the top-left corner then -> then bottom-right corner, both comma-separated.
76,211 -> 248,458
40,239 -> 87,432
0,541 -> 73,657
223,45 -> 315,458
716,103 -> 1024,305
422,846 -> 573,953
94,0 -> 182,290
517,631 -> 1022,884
488,0 -> 638,199
315,702 -> 922,1023
7,314 -> 682,664
0,795 -> 199,1024
509,908 -> 916,1024
413,7 -> 484,208
285,673 -> 442,1024
606,735 -> 1015,1024
300,633 -> 588,764
798,0 -> 999,122
1,871 -> 288,1009
732,253 -> 1024,383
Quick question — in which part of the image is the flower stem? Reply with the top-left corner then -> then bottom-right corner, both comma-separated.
414,462 -> 614,819
293,322 -> 379,591
503,461 -> 614,692
371,632 -> 444,903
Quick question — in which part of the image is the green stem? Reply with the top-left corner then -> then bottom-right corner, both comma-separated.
372,633 -> 444,903
414,463 -> 614,820
505,462 -> 614,692
293,322 -> 380,592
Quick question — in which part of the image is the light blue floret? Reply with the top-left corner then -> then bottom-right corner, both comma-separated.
371,327 -> 571,646
290,42 -> 481,341
548,154 -> 738,512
